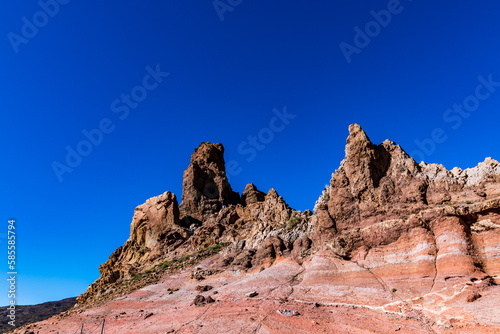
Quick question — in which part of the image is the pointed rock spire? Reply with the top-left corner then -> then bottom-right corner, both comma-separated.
323,124 -> 428,231
179,142 -> 240,221
241,183 -> 266,206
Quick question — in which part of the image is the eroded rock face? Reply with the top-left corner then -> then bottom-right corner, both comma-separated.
78,143 -> 311,305
316,124 -> 428,233
315,123 -> 500,239
70,127 -> 500,333
188,186 -> 312,268
307,123 -> 500,331
130,191 -> 181,249
77,192 -> 186,304
179,142 -> 240,221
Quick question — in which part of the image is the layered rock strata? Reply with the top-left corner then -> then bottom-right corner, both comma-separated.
68,124 -> 500,333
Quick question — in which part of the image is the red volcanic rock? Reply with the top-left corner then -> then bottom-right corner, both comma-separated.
192,295 -> 215,306
254,235 -> 288,262
291,236 -> 312,259
466,291 -> 482,302
33,125 -> 499,334
16,257 -> 500,334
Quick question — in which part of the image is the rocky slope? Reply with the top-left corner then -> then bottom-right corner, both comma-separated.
14,124 -> 500,334
76,142 -> 312,307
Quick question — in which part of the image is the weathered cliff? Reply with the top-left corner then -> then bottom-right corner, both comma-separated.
46,123 -> 500,334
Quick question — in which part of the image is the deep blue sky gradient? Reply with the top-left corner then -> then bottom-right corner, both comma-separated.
1,0 -> 500,305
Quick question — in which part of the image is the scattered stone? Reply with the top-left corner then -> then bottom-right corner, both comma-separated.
193,295 -> 215,306
466,291 -> 482,302
144,312 -> 154,319
245,291 -> 258,298
193,295 -> 206,306
277,309 -> 300,317
191,272 -> 205,281
475,190 -> 487,197
195,285 -> 213,292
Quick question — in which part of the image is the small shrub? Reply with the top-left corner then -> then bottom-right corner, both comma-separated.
287,217 -> 301,231
179,255 -> 191,262
162,260 -> 174,268
198,242 -> 230,255
391,288 -> 397,293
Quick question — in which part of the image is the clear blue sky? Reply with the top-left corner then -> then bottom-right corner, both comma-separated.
1,0 -> 499,305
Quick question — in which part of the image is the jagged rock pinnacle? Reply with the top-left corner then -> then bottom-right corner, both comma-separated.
179,142 -> 240,221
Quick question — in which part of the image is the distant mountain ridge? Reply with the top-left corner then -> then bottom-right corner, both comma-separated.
1,297 -> 75,333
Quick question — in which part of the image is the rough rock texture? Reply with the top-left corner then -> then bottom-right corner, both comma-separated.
77,192 -> 186,304
26,125 -> 500,334
241,183 -> 266,206
179,142 -> 240,221
78,143 -> 311,306
17,256 -> 500,334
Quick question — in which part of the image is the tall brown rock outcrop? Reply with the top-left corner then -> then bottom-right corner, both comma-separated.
312,123 -> 500,305
179,142 -> 240,221
78,143 -> 311,305
318,123 -> 427,233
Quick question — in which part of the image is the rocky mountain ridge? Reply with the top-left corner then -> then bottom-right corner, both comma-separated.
76,141 -> 313,306
16,124 -> 500,334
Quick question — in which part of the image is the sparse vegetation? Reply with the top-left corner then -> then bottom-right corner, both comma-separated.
160,242 -> 230,270
161,260 -> 175,268
87,241 -> 233,307
145,268 -> 156,274
199,242 -> 231,254
287,216 -> 301,230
